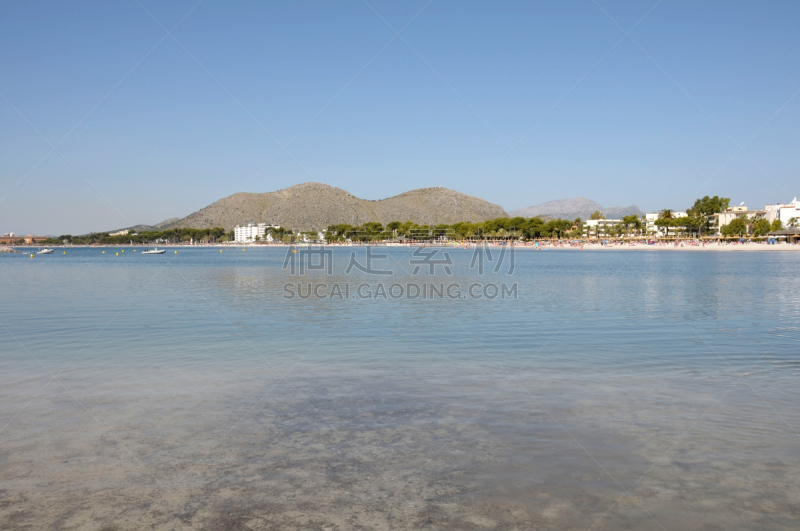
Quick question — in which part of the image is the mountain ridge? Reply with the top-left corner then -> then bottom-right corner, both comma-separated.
152,182 -> 509,231
113,189 -> 647,234
118,218 -> 181,233
509,197 -> 644,221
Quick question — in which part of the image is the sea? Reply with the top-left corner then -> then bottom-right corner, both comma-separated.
1,246 -> 799,530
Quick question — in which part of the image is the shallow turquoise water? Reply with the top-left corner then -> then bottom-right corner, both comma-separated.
1,247 -> 799,529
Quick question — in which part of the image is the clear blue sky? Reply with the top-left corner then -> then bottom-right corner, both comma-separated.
2,0 -> 799,234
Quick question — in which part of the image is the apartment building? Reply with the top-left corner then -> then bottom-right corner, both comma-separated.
234,223 -> 281,242
708,205 -> 766,235
584,218 -> 621,237
645,212 -> 687,236
765,198 -> 800,227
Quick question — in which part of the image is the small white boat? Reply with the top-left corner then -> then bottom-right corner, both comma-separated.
142,247 -> 166,255
37,248 -> 54,254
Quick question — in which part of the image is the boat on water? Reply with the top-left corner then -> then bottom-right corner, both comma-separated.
142,247 -> 166,255
37,248 -> 54,254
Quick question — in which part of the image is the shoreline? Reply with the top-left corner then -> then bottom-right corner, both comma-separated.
5,242 -> 800,252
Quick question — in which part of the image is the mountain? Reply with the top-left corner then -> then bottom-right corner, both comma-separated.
599,205 -> 645,219
508,197 -> 644,221
114,218 -> 181,233
160,182 -> 508,231
509,198 -> 603,220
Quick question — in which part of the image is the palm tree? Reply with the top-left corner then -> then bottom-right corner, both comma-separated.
744,216 -> 757,236
658,209 -> 674,239
788,217 -> 798,230
633,218 -> 643,237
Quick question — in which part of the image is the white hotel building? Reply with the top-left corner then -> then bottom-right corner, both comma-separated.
583,218 -> 622,236
707,205 -> 766,235
645,211 -> 687,236
765,198 -> 800,227
234,223 -> 280,243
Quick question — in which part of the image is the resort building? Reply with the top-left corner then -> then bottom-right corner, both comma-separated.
234,223 -> 281,243
583,218 -> 622,237
709,205 -> 766,236
764,198 -> 800,228
109,229 -> 129,236
645,212 -> 688,236
234,223 -> 266,242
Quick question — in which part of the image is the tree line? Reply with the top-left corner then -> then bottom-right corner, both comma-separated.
43,227 -> 231,245
325,217 -> 581,242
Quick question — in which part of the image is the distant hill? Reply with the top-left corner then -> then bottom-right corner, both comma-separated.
114,218 -> 181,233
599,205 -> 645,219
159,182 -> 508,231
508,197 -> 643,221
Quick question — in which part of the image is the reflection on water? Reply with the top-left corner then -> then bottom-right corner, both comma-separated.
1,248 -> 799,529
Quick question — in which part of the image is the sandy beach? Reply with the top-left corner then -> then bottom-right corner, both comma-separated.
6,241 -> 800,253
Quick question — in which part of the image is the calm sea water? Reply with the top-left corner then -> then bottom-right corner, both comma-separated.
1,247 -> 799,530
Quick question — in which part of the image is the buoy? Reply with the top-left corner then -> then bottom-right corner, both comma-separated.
220,249 -> 223,253
243,248 -> 245,252
102,251 -> 105,254
63,251 -> 66,254
121,250 -> 124,253
30,253 -> 33,258
116,252 -> 119,256
174,250 -> 177,254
